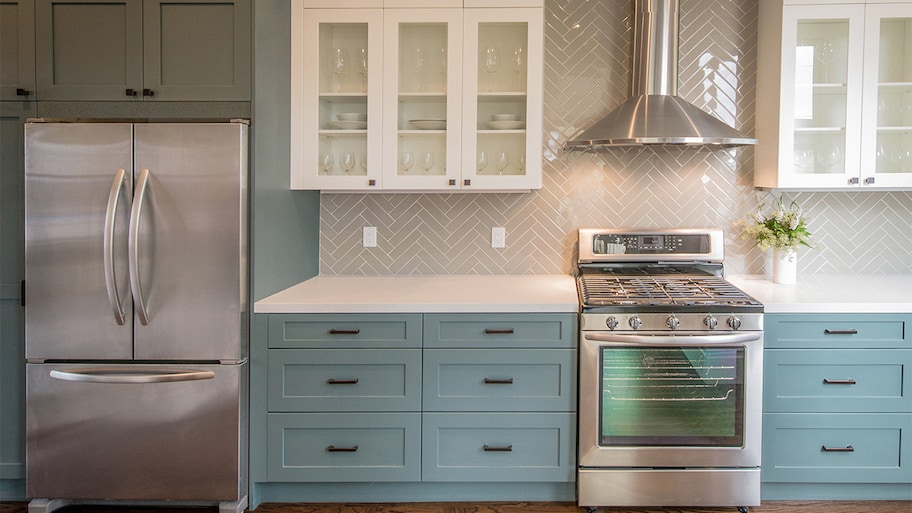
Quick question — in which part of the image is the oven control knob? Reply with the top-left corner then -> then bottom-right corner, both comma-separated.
703,315 -> 719,330
727,316 -> 743,330
605,316 -> 619,330
666,315 -> 680,330
628,316 -> 643,330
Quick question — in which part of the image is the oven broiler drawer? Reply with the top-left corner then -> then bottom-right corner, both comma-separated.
762,413 -> 912,483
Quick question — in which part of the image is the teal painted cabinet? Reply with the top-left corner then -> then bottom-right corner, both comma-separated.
35,0 -> 250,101
762,313 -> 912,500
0,0 -> 35,100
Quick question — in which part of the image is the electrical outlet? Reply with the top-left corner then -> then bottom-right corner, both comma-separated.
491,227 -> 505,248
363,226 -> 377,247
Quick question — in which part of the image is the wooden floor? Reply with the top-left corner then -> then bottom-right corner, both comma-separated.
2,501 -> 911,513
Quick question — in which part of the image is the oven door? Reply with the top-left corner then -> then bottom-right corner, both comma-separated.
578,331 -> 762,469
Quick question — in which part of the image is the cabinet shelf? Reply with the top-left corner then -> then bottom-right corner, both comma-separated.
319,130 -> 368,136
794,127 -> 846,133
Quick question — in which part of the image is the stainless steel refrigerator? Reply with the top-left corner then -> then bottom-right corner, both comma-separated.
24,121 -> 249,513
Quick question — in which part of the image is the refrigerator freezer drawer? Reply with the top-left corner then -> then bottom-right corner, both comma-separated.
26,362 -> 246,501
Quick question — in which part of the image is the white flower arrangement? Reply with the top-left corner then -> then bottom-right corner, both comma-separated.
734,197 -> 814,252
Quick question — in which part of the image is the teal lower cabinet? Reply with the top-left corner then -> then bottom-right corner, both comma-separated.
251,312 -> 578,507
761,313 -> 912,501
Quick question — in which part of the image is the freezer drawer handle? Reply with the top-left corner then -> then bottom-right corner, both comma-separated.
483,444 -> 513,452
129,168 -> 152,325
329,329 -> 360,335
49,368 -> 215,384
326,445 -> 359,452
823,378 -> 857,385
104,168 -> 129,326
821,445 -> 855,453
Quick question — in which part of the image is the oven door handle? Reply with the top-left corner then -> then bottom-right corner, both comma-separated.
583,332 -> 761,346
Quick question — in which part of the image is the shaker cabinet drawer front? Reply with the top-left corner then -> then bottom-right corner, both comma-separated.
424,313 -> 576,349
267,413 -> 421,482
764,349 -> 911,413
267,349 -> 421,412
421,413 -> 576,482
423,349 -> 576,412
762,413 -> 912,484
765,314 -> 910,349
268,314 -> 422,349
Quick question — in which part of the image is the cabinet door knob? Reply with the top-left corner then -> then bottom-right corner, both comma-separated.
142,88 -> 155,97
16,88 -> 30,96
125,88 -> 138,96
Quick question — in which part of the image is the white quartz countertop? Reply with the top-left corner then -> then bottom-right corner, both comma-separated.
254,274 -> 579,314
727,274 -> 912,314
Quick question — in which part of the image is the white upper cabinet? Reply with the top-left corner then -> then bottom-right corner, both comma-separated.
290,0 -> 543,192
756,1 -> 912,190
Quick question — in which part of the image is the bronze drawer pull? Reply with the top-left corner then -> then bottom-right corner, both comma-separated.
329,328 -> 360,335
823,378 -> 857,385
327,378 -> 359,385
824,329 -> 858,335
483,444 -> 513,452
483,378 -> 514,384
327,445 -> 359,452
821,445 -> 854,452
484,328 -> 515,335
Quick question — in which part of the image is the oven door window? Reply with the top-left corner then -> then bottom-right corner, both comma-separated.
599,346 -> 744,447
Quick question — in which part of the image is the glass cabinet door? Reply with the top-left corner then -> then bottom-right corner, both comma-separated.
781,5 -> 865,188
861,3 -> 912,188
290,6 -> 383,190
381,8 -> 462,190
462,7 -> 542,191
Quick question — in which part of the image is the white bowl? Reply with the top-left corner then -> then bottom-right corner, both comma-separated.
491,114 -> 521,122
337,112 -> 367,122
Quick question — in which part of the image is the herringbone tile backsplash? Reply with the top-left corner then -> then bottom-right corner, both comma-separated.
320,0 -> 912,276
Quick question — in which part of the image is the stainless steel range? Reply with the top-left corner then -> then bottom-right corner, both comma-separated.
576,228 -> 763,513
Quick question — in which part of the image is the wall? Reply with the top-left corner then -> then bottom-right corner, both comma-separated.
319,0 -> 912,276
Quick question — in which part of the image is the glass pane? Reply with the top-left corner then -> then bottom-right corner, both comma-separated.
875,17 -> 912,175
793,19 -> 850,176
599,347 -> 744,447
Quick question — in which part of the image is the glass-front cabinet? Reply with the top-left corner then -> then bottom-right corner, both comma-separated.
756,1 -> 912,190
290,0 -> 543,192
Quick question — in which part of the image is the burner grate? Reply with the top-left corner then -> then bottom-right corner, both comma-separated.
580,275 -> 757,307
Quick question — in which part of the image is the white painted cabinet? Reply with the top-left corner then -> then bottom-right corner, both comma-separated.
756,1 -> 912,190
290,0 -> 543,192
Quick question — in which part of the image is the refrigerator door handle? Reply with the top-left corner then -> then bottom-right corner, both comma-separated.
104,169 -> 128,326
129,168 -> 151,325
49,368 -> 216,384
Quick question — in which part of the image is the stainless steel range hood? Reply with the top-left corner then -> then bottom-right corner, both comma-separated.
565,0 -> 757,148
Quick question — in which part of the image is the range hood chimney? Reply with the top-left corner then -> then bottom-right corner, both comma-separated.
565,0 -> 757,148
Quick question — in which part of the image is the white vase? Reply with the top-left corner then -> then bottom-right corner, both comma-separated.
772,248 -> 797,284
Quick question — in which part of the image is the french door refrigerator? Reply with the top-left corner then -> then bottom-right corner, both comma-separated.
24,121 -> 249,513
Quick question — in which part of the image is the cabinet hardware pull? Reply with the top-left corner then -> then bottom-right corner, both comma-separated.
821,445 -> 854,452
848,177 -> 859,185
329,328 -> 360,335
327,445 -> 359,452
125,88 -> 138,96
327,378 -> 359,385
484,328 -> 514,335
368,179 -> 376,186
142,88 -> 155,96
483,444 -> 513,452
823,378 -> 856,385
824,329 -> 858,335
864,177 -> 875,184
16,88 -> 30,96
449,179 -> 456,186
464,179 -> 471,186
483,378 -> 514,384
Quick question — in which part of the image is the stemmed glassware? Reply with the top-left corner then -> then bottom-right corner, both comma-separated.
817,140 -> 842,173
477,151 -> 488,174
483,46 -> 500,91
816,39 -> 836,83
359,152 -> 368,174
333,48 -> 350,92
496,151 -> 510,175
400,152 -> 415,174
340,152 -> 356,174
439,47 -> 448,91
319,152 -> 334,175
511,47 -> 525,91
414,48 -> 426,91
357,48 -> 368,92
420,152 -> 435,174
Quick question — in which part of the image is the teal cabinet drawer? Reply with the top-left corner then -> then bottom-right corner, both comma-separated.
423,349 -> 576,412
765,314 -> 910,349
424,313 -> 576,348
268,314 -> 422,349
762,413 -> 912,484
764,349 -> 911,413
267,413 -> 421,482
267,349 -> 421,412
421,413 -> 576,482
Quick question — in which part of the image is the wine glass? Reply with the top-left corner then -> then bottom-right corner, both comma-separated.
359,152 -> 369,173
511,47 -> 525,90
357,48 -> 368,92
817,140 -> 842,173
496,151 -> 509,175
318,152 -> 334,175
340,152 -> 356,174
483,46 -> 501,91
518,153 -> 526,172
816,39 -> 836,83
400,152 -> 415,174
477,151 -> 488,174
439,47 -> 448,91
333,48 -> 350,92
414,47 -> 426,91
420,152 -> 435,174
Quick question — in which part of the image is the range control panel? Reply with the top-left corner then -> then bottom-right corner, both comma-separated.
578,228 -> 724,263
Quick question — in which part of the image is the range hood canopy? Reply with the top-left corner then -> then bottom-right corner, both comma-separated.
565,0 -> 757,148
